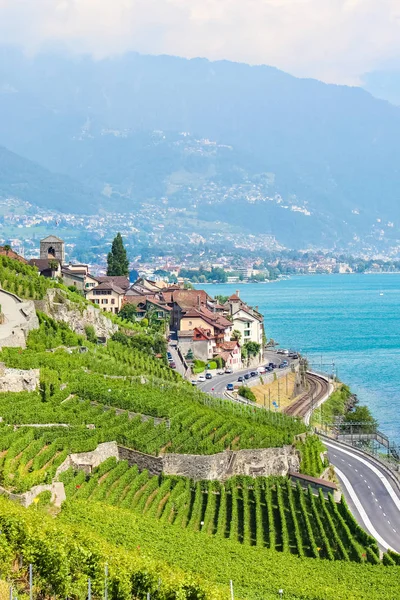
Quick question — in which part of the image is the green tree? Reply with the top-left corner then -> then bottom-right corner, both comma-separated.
243,341 -> 261,356
231,330 -> 242,342
345,406 -> 378,433
118,303 -> 137,323
107,233 -> 129,276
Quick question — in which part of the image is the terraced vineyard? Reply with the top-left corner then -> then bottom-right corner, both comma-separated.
60,458 -> 381,563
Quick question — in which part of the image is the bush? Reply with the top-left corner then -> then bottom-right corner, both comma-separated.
84,325 -> 97,344
238,386 -> 256,402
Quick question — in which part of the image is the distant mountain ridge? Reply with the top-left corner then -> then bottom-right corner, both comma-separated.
0,47 -> 400,250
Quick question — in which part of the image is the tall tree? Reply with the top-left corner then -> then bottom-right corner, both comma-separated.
107,233 -> 129,276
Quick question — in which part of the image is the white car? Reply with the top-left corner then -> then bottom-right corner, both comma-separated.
225,368 -> 233,374
197,375 -> 206,382
258,367 -> 266,374
217,370 -> 225,375
191,380 -> 198,386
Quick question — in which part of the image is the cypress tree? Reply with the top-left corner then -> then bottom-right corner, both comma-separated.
107,233 -> 129,276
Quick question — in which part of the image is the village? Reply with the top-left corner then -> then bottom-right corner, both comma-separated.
5,234 -> 265,374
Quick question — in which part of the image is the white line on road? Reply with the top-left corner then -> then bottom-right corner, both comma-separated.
334,467 -> 394,551
326,441 -> 400,513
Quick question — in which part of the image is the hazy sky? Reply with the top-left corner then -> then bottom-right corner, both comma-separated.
1,0 -> 400,84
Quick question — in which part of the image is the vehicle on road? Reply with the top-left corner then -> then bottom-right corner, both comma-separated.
279,360 -> 288,369
265,366 -> 273,372
225,368 -> 233,374
277,349 -> 285,354
169,362 -> 176,368
258,367 -> 266,374
191,380 -> 198,386
167,352 -> 172,359
198,375 -> 206,382
205,373 -> 213,380
238,376 -> 244,382
217,370 -> 225,375
244,373 -> 251,380
250,371 -> 258,377
269,362 -> 277,369
289,353 -> 299,359
226,383 -> 234,391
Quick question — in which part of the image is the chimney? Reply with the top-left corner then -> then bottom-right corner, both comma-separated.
236,290 -> 240,298
197,294 -> 201,309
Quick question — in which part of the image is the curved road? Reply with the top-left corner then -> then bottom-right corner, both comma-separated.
326,438 -> 400,552
198,350 -> 288,397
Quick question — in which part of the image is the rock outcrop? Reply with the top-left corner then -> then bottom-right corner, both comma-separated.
0,289 -> 39,349
35,289 -> 118,339
0,364 -> 40,392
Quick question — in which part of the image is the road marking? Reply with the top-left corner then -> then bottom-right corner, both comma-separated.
384,513 -> 387,517
348,463 -> 352,467
394,529 -> 397,533
379,505 -> 382,509
326,441 -> 400,513
334,467 -> 394,551
368,485 -> 371,489
341,458 -> 345,462
375,498 -> 378,502
355,468 -> 358,472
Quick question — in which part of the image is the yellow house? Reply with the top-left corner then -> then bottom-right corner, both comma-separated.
86,282 -> 125,314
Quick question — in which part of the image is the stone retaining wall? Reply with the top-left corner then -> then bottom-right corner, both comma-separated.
118,446 -> 163,476
0,482 -> 65,507
55,441 -> 119,477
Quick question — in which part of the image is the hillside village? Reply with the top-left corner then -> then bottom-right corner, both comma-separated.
4,234 -> 265,371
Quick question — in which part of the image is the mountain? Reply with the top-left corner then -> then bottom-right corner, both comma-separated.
0,47 -> 400,249
0,145 -> 98,214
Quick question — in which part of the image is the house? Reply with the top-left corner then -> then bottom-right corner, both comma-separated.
178,327 -> 217,363
86,282 -> 125,313
29,258 -> 61,279
122,294 -> 171,326
225,291 -> 264,358
180,308 -> 232,343
215,340 -> 242,371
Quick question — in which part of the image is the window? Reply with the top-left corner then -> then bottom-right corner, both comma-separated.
244,330 -> 250,337
111,298 -> 115,305
102,299 -> 108,305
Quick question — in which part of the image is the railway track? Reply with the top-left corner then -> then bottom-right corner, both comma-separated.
284,372 -> 330,418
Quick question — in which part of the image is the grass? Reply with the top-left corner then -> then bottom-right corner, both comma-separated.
251,371 -> 298,411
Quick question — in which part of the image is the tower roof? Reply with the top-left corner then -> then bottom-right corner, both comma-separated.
40,235 -> 64,243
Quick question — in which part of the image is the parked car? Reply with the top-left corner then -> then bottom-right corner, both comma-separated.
277,349 -> 285,354
238,376 -> 244,382
169,362 -> 176,369
217,370 -> 225,375
167,352 -> 172,359
279,361 -> 288,369
250,371 -> 258,377
198,375 -> 206,382
244,373 -> 251,380
282,349 -> 290,355
191,380 -> 198,386
205,373 -> 213,380
269,362 -> 277,369
289,353 -> 299,359
265,366 -> 273,372
225,368 -> 233,374
258,367 -> 266,374
226,383 -> 234,391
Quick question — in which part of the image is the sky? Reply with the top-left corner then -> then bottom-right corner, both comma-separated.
0,0 -> 400,85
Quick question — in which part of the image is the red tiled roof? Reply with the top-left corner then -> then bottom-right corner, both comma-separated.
1,248 -> 27,264
229,294 -> 241,301
29,258 -> 59,271
96,276 -> 130,291
92,282 -> 125,294
219,341 -> 239,351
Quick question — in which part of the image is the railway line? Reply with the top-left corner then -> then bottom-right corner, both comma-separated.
284,372 -> 330,418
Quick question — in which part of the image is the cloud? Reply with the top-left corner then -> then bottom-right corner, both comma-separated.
0,0 -> 400,83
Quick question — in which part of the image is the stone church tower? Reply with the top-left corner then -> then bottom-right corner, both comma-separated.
40,235 -> 65,264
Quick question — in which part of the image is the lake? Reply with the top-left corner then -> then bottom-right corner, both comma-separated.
207,274 -> 400,443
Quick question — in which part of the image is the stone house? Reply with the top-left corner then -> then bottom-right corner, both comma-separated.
85,282 -> 125,313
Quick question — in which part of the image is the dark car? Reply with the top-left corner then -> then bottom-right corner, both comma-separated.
265,366 -> 273,372
205,373 -> 213,380
169,362 -> 176,369
226,383 -> 234,391
279,361 -> 288,369
290,353 -> 299,359
244,373 -> 251,380
250,371 -> 258,377
238,376 -> 244,382
269,362 -> 277,369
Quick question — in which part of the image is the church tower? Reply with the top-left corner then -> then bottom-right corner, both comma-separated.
40,235 -> 65,264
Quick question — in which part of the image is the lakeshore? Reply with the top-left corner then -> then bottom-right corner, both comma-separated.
206,273 -> 400,443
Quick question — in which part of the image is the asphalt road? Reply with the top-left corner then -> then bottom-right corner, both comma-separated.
326,438 -> 400,552
197,350 -> 287,397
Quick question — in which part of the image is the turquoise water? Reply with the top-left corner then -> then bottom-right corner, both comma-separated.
207,275 -> 400,442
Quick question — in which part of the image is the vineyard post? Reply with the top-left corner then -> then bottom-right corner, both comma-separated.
88,578 -> 92,600
230,579 -> 234,600
9,585 -> 12,600
29,564 -> 33,600
104,563 -> 108,600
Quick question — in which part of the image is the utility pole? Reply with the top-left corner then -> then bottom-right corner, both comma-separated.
230,580 -> 234,600
269,389 -> 271,411
104,564 -> 108,600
